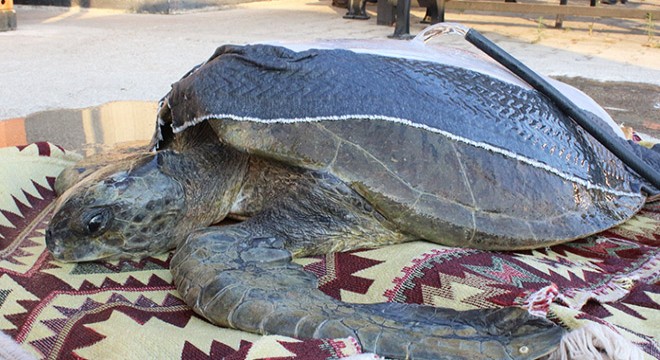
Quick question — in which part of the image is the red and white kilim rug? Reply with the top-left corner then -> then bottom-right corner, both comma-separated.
1,142 -> 658,359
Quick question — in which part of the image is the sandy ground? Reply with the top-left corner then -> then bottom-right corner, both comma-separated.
0,0 -> 658,132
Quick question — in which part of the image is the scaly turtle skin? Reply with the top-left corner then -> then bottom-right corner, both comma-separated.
46,42 -> 649,359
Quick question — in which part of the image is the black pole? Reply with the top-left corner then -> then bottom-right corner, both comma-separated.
389,0 -> 413,39
464,28 -> 660,190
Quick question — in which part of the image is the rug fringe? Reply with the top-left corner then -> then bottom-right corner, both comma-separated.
558,248 -> 660,310
0,331 -> 35,360
548,323 -> 644,360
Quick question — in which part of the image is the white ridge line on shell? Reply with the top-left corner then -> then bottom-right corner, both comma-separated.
172,113 -> 643,199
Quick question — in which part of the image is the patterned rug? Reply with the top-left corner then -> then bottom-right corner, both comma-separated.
1,142 -> 658,359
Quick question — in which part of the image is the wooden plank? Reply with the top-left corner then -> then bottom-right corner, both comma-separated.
444,1 -> 660,19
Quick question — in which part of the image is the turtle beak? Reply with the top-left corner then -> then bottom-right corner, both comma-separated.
45,227 -> 114,263
45,228 -> 66,260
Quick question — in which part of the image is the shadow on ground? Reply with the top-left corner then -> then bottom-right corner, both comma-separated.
558,77 -> 660,138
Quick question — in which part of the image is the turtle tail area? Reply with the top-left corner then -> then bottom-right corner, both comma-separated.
170,225 -> 563,360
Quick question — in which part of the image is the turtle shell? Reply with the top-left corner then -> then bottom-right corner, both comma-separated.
157,43 -> 645,250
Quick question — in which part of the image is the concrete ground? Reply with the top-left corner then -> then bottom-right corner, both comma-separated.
0,0 -> 659,128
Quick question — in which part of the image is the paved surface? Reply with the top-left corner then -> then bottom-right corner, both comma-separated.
0,0 -> 659,120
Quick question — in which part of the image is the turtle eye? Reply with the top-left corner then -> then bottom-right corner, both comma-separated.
88,215 -> 103,233
84,209 -> 111,235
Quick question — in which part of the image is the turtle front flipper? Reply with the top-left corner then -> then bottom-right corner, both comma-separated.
171,225 -> 563,360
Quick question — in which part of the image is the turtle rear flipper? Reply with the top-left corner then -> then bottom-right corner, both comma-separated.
171,225 -> 563,360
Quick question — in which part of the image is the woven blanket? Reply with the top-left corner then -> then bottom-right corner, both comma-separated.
1,142 -> 658,359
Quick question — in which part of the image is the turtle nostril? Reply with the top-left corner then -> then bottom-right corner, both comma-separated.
45,229 -> 53,245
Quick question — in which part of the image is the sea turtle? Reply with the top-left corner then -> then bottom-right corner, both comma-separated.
46,39 -> 649,359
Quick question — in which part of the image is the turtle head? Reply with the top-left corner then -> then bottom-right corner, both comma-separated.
46,151 -> 187,262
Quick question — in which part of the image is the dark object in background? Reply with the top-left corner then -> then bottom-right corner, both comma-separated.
332,0 -> 348,7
